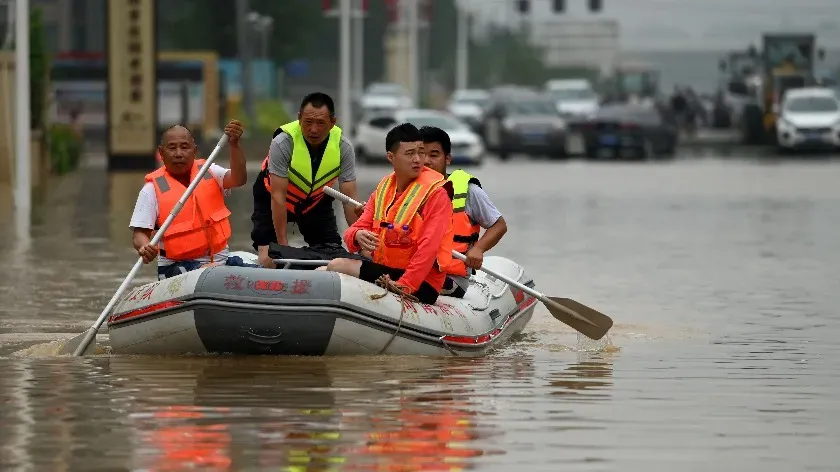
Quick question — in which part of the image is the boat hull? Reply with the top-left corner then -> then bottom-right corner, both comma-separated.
107,254 -> 537,356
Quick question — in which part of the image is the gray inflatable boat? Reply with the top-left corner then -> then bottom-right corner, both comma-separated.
107,252 -> 537,356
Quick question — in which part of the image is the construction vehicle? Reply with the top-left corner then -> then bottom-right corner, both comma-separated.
599,62 -> 660,104
739,33 -> 821,144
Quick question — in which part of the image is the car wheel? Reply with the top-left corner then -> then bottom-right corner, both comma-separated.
486,119 -> 501,150
550,147 -> 568,160
642,139 -> 656,160
356,145 -> 368,164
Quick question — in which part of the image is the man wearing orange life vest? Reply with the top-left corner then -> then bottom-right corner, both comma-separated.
420,126 -> 507,298
250,92 -> 363,268
130,122 -> 255,280
321,123 -> 455,305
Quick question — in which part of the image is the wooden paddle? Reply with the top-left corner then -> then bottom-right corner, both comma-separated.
60,135 -> 230,356
322,186 -> 614,340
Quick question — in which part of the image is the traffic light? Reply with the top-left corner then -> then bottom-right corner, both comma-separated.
553,0 -> 564,12
589,0 -> 602,12
517,0 -> 529,14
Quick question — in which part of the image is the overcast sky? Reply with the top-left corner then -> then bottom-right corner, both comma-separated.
461,0 -> 840,50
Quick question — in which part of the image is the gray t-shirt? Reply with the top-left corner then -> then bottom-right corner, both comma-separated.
267,131 -> 357,183
451,182 -> 503,292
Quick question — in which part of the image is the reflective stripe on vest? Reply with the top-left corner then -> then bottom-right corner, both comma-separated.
371,167 -> 454,277
447,169 -> 482,277
279,121 -> 342,215
144,160 -> 232,261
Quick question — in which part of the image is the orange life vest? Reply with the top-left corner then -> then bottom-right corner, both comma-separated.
145,159 -> 232,261
261,155 -> 272,192
269,121 -> 343,215
446,170 -> 482,277
371,167 -> 455,290
258,126 -> 289,194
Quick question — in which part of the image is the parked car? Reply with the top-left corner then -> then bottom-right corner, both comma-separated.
479,94 -> 568,160
776,87 -> 840,153
354,109 -> 485,165
581,104 -> 678,160
545,78 -> 599,120
358,82 -> 413,114
447,89 -> 490,133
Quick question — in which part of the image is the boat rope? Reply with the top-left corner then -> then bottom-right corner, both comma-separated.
370,275 -> 417,354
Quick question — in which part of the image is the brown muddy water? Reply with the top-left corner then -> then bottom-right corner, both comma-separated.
1,154 -> 839,471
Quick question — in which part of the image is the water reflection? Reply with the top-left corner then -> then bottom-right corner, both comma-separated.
102,356 -> 506,471
547,354 -> 614,402
107,172 -> 146,242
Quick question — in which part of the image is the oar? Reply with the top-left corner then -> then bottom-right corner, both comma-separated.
60,135 -> 230,356
322,186 -> 614,340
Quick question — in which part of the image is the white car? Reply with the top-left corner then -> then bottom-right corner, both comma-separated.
776,87 -> 840,152
447,89 -> 490,131
354,109 -> 485,165
358,82 -> 413,114
545,79 -> 599,120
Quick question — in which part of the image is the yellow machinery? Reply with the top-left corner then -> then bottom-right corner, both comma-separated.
760,34 -> 817,138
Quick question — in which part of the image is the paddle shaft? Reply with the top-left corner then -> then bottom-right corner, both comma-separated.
322,186 -> 596,327
72,135 -> 230,356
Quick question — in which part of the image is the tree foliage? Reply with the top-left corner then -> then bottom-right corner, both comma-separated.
157,0 -> 551,92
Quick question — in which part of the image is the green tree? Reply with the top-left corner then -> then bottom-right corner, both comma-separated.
157,0 -> 391,87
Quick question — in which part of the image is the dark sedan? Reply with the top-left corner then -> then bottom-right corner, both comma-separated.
581,104 -> 678,159
480,96 -> 568,160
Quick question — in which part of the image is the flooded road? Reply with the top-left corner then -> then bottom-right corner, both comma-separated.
1,154 -> 839,470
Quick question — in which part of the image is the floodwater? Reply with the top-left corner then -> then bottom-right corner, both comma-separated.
1,152 -> 840,470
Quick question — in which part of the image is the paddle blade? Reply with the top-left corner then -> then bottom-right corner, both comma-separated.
56,331 -> 98,356
546,297 -> 614,340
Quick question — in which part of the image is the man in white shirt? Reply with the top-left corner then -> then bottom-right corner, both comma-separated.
129,121 -> 256,280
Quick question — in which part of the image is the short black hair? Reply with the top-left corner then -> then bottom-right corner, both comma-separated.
385,123 -> 421,153
419,126 -> 451,155
299,92 -> 335,116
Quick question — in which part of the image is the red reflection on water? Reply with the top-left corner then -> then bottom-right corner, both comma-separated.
348,402 -> 484,471
145,406 -> 232,472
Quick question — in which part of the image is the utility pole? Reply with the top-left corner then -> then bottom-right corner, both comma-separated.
236,0 -> 255,123
407,0 -> 419,105
339,0 -> 352,132
14,0 -> 31,224
455,0 -> 468,91
353,0 -> 364,99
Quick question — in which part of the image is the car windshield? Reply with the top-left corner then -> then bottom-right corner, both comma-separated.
366,83 -> 405,96
403,114 -> 466,130
785,96 -> 839,112
549,88 -> 596,101
508,100 -> 557,115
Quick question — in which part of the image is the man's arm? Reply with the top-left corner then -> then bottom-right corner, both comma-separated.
129,185 -> 159,263
269,175 -> 290,245
396,188 -> 453,292
338,138 -> 361,225
222,140 -> 247,188
268,134 -> 294,245
467,184 -> 507,252
343,196 -> 375,252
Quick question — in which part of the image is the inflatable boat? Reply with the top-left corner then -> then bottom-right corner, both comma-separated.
106,252 -> 537,356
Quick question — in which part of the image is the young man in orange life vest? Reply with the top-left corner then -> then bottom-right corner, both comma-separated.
130,121 -> 258,280
320,123 -> 455,305
420,126 -> 507,298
